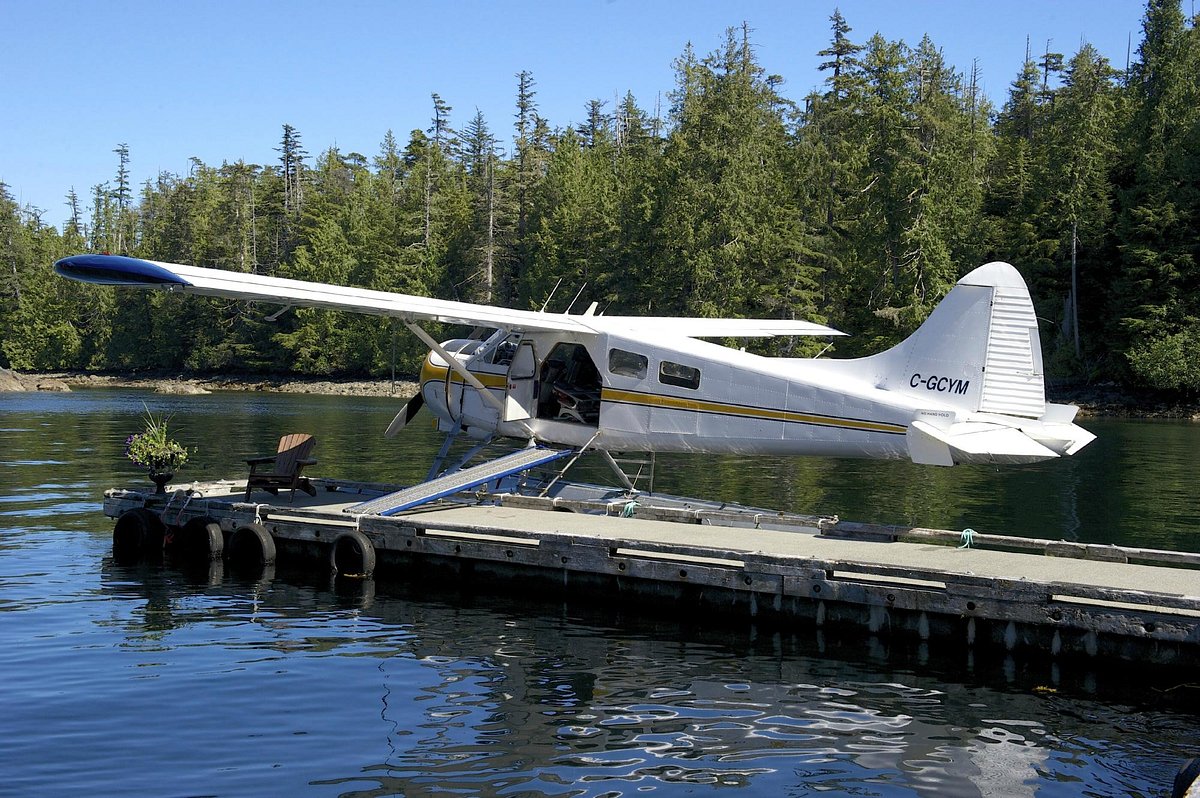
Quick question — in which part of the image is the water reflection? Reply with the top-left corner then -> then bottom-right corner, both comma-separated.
78,564 -> 1198,798
2,388 -> 1199,796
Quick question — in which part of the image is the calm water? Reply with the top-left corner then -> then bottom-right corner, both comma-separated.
2,388 -> 1198,797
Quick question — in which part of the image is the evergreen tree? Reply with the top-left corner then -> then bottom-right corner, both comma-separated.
984,40 -> 1060,322
577,99 -> 610,148
828,31 -> 993,346
511,70 -> 550,297
89,182 -> 115,252
65,188 -> 84,241
112,143 -> 137,254
816,9 -> 864,101
461,109 -> 506,303
1114,0 -> 1200,388
799,10 -> 868,327
654,24 -> 824,348
602,91 -> 666,317
276,123 -> 308,262
525,126 -> 621,310
1046,44 -> 1120,364
0,183 -> 28,309
0,183 -> 85,369
423,94 -> 459,249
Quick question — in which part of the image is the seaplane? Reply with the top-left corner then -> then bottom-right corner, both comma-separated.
55,254 -> 1094,501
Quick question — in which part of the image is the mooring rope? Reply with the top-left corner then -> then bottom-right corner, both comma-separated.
168,490 -> 194,526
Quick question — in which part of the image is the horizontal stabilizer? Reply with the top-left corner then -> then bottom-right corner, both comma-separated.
908,420 -> 1059,466
1040,402 -> 1080,424
1025,421 -> 1096,456
907,421 -> 957,466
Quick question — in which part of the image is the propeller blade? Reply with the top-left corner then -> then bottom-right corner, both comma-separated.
385,392 -> 424,437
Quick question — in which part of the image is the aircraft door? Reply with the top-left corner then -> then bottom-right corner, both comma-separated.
503,340 -> 536,421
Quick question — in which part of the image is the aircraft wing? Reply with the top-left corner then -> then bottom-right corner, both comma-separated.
593,316 -> 843,338
55,254 -> 595,334
54,254 -> 842,338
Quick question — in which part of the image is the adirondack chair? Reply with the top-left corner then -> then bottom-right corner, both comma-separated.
244,433 -> 318,501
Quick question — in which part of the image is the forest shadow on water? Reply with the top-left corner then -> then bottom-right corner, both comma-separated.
2,388 -> 1199,796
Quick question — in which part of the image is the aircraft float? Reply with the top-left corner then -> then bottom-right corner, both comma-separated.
54,254 -> 1094,488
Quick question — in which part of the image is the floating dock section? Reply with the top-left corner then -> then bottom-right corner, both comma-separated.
103,474 -> 1200,669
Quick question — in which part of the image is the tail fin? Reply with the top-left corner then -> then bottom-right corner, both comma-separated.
806,261 -> 1094,465
869,261 -> 1045,418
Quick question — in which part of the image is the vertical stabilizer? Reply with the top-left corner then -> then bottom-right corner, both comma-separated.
871,262 -> 1046,418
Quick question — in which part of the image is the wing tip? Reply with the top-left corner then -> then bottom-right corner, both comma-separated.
54,254 -> 190,287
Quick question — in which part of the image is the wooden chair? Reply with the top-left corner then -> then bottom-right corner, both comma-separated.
244,433 -> 318,501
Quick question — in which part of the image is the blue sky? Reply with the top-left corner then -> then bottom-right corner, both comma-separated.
3,0 -> 1148,229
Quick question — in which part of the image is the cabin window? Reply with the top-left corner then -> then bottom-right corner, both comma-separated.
608,348 -> 647,379
659,360 -> 700,390
446,339 -> 483,356
489,333 -> 521,366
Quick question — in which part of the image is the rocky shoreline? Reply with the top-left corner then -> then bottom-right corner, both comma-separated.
0,368 -> 417,398
1050,384 -> 1200,420
2,367 -> 1196,418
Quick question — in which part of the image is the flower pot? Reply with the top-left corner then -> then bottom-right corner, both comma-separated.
149,471 -> 175,494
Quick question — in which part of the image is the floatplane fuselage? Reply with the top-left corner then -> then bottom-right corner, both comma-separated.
55,254 -> 1094,469
423,329 -> 917,457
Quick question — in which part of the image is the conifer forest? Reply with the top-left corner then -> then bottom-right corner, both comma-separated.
2,2 -> 1198,393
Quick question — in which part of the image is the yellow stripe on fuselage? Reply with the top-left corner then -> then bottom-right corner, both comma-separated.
601,387 -> 906,435
420,361 -> 508,390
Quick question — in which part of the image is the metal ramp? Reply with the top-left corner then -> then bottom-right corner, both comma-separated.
345,446 -> 576,516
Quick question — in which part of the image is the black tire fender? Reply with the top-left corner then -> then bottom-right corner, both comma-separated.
170,517 -> 224,563
226,523 -> 276,567
330,530 -> 376,578
113,508 -> 165,564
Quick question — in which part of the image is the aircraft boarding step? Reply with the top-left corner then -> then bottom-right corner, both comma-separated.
345,446 -> 576,516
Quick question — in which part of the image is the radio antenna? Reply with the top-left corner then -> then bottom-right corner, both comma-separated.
539,277 -> 564,313
564,282 -> 588,315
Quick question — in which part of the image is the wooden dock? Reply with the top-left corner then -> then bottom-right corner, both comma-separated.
102,475 -> 1200,669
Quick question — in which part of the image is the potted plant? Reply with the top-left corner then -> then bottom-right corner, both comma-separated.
125,408 -> 191,494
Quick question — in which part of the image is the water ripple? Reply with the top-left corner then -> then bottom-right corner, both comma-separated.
1,391 -> 1197,797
